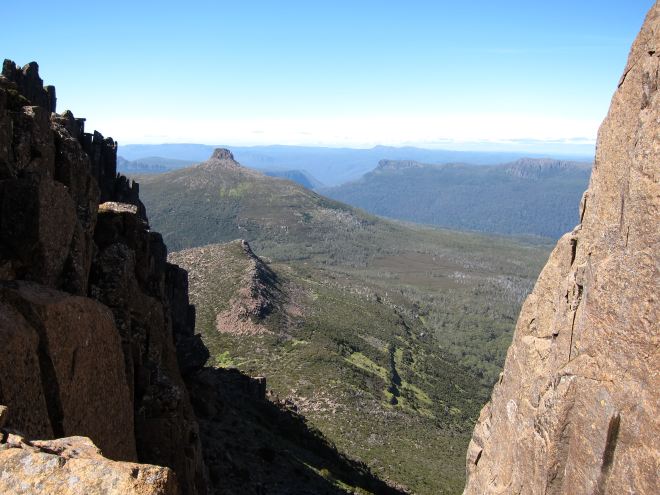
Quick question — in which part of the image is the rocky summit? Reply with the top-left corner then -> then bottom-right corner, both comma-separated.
463,4 -> 659,494
202,147 -> 256,173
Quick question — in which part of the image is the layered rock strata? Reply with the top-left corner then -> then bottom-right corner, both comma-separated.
464,4 -> 659,494
0,60 -> 208,494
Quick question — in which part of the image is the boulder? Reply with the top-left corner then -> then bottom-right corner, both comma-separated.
0,433 -> 178,495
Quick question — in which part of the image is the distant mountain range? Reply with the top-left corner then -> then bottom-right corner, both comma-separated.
119,143 -> 593,186
123,149 -> 592,240
321,158 -> 592,239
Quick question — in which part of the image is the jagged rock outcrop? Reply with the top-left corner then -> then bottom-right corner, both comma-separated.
1,60 -> 56,113
234,240 -> 277,318
0,60 -> 208,494
463,5 -> 659,495
213,240 -> 278,335
0,429 -> 178,495
168,239 -> 281,337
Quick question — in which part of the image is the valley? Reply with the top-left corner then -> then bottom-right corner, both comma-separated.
137,150 -> 551,493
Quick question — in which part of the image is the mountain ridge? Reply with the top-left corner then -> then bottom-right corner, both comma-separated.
120,143 -> 593,186
322,157 -> 592,239
168,238 -> 491,493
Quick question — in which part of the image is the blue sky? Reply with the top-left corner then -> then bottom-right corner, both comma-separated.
1,1 -> 653,153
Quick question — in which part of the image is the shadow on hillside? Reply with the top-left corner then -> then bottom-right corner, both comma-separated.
187,367 -> 407,495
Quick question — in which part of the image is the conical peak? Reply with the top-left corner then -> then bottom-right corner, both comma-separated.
210,148 -> 235,161
201,148 -> 243,171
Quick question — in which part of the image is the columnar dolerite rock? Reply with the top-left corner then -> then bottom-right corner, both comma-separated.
0,59 -> 208,494
0,281 -> 136,461
463,4 -> 659,495
1,60 -> 56,113
90,201 -> 208,489
0,300 -> 52,439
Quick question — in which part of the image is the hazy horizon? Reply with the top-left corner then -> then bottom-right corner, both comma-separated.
3,1 -> 653,154
118,141 -> 596,159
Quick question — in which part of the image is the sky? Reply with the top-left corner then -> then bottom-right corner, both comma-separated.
1,1 -> 654,153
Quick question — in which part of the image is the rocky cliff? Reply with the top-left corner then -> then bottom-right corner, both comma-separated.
463,4 -> 659,494
0,59 -> 208,494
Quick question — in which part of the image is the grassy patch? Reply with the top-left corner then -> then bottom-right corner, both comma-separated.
214,350 -> 235,368
346,352 -> 389,380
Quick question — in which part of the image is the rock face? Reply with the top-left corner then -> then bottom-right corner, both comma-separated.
464,5 -> 659,495
0,60 -> 208,494
0,281 -> 136,460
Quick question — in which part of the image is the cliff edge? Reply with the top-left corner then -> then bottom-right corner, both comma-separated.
463,4 -> 659,494
0,60 -> 208,494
